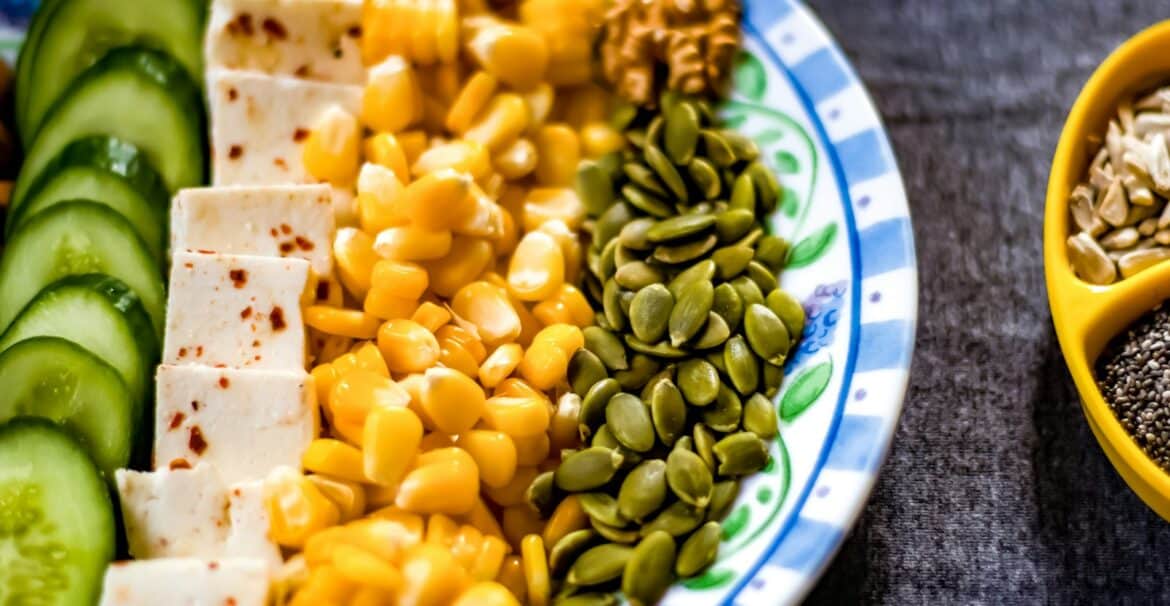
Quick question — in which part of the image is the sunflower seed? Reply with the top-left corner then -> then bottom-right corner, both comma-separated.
618,459 -> 668,522
666,448 -> 714,508
568,543 -> 634,586
1100,227 -> 1140,250
556,447 -> 624,491
1067,232 -> 1118,285
713,432 -> 770,476
676,521 -> 722,578
622,531 -> 677,606
1119,247 -> 1170,278
1098,177 -> 1129,227
650,379 -> 687,446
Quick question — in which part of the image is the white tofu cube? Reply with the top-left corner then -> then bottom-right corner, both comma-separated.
226,481 -> 283,571
115,465 -> 230,559
99,558 -> 270,606
154,365 -> 318,485
208,69 -> 362,186
171,184 -> 335,275
163,251 -> 310,370
205,0 -> 364,85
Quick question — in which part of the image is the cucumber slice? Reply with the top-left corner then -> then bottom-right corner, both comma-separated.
14,0 -> 64,144
16,0 -> 204,141
0,337 -> 134,479
0,418 -> 115,606
0,201 -> 165,340
6,137 -> 168,259
0,274 -> 157,407
13,47 -> 205,209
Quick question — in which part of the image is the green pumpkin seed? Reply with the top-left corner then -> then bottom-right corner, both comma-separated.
659,90 -> 681,115
677,358 -> 719,406
712,245 -> 754,279
556,447 -> 623,491
743,303 -> 790,365
622,184 -> 675,218
623,531 -> 677,606
619,218 -> 658,251
765,289 -> 806,341
743,393 -> 779,439
555,593 -> 618,606
569,349 -> 609,396
734,226 -> 764,249
703,385 -> 743,433
614,244 -> 641,271
723,335 -> 760,395
688,157 -> 722,199
746,260 -> 779,294
580,377 -> 620,429
628,284 -> 673,343
644,144 -> 689,201
606,393 -> 656,452
550,529 -> 599,576
650,379 -> 687,446
626,129 -> 646,149
646,214 -> 716,244
590,518 -> 641,544
693,99 -> 716,124
730,275 -> 764,307
602,279 -> 627,332
614,353 -> 661,392
666,448 -> 714,508
667,259 -> 716,298
700,130 -> 736,167
640,368 -> 675,401
596,150 -> 623,177
692,312 -> 731,350
646,115 -> 664,149
618,459 -> 668,522
722,130 -> 760,162
668,279 -> 714,346
715,208 -> 755,243
595,201 -> 635,248
527,470 -> 558,516
641,501 -> 705,537
587,246 -> 603,279
746,160 -> 780,211
729,173 -> 757,213
610,101 -> 639,130
586,275 -> 605,309
625,336 -> 688,359
591,424 -> 620,450
705,349 -> 727,374
685,201 -> 716,215
579,492 -> 628,527
623,163 -> 670,198
707,480 -> 740,521
598,238 -> 618,281
583,327 -> 629,372
693,424 -> 717,470
576,160 -> 616,218
665,102 -> 700,165
712,282 -> 745,331
568,543 -> 634,586
713,432 -> 770,476
762,363 -> 784,398
754,234 -> 790,271
676,521 -> 722,577
674,435 -> 694,453
614,261 -> 665,291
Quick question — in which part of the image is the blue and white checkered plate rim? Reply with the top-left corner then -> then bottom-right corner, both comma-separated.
0,0 -> 916,604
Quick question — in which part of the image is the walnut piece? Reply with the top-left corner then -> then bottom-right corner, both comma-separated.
601,0 -> 742,106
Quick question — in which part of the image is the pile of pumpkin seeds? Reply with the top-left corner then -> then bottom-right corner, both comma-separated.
527,92 -> 805,605
1067,85 -> 1170,284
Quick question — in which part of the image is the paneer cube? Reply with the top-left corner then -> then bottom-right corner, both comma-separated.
98,558 -> 270,606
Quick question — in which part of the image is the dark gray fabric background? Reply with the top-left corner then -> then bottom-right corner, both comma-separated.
800,1 -> 1170,604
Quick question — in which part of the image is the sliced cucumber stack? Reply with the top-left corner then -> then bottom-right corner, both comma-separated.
0,418 -> 115,606
0,201 -> 165,339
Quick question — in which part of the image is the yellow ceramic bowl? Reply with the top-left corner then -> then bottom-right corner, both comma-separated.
1046,20 -> 1170,520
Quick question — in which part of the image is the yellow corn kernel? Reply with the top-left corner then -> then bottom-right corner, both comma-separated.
511,433 -> 550,467
333,350 -> 385,378
524,188 -> 585,232
307,475 -> 368,523
395,447 -> 480,514
264,466 -> 342,548
361,0 -> 393,64
549,392 -> 581,452
517,341 -> 568,391
332,415 -> 367,447
450,524 -> 485,571
272,554 -> 310,604
374,225 -> 454,261
478,343 -> 523,388
455,581 -> 521,606
462,497 -> 507,541
418,432 -> 456,452
400,544 -> 470,606
353,342 -> 390,377
304,105 -> 362,185
533,323 -> 585,357
464,93 -> 530,152
521,83 -> 555,131
453,186 -> 505,240
469,535 -> 510,581
305,307 -> 381,340
457,430 -> 517,488
330,369 -> 411,423
311,363 -> 339,411
579,121 -> 626,157
367,507 -> 425,547
363,288 -> 419,320
492,378 -> 548,402
411,301 -> 451,332
495,556 -> 527,604
533,124 -> 580,186
292,563 -> 355,605
541,495 -> 587,547
533,284 -> 593,327
334,543 -> 405,591
304,525 -> 351,566
501,506 -> 544,553
364,133 -> 411,183
536,219 -> 582,286
370,259 -> 429,301
423,236 -> 495,297
350,587 -> 394,606
425,513 -> 461,547
356,162 -> 409,233
376,319 -> 440,374
438,319 -> 488,364
364,406 -> 424,486
398,168 -> 478,230
438,343 -> 480,378
420,367 -> 486,434
451,281 -> 522,347
507,230 -> 564,302
483,465 -> 539,507
447,71 -> 499,134
406,1 -> 438,66
303,439 -> 368,483
467,22 -> 549,91
362,56 -> 422,133
413,141 -> 492,180
397,130 -> 429,164
492,138 -> 537,180
349,517 -> 419,560
521,535 -> 550,606
334,227 -> 379,298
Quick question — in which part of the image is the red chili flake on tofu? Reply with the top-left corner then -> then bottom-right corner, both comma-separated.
262,17 -> 288,39
227,598 -> 238,606
227,13 -> 254,36
229,269 -> 248,288
274,157 -> 288,170
281,223 -> 293,234
189,426 -> 208,455
270,227 -> 279,237
316,281 -> 330,301
218,376 -> 230,389
178,347 -> 188,358
184,262 -> 194,269
279,241 -> 295,254
294,64 -> 310,77
295,236 -> 315,251
208,561 -> 219,570
252,340 -> 260,347
196,346 -> 204,357
228,87 -> 239,101
196,249 -> 215,254
241,306 -> 253,319
347,25 -> 362,38
191,400 -> 201,411
229,145 -> 243,160
169,412 -> 186,430
169,458 -> 191,470
271,306 -> 287,331
293,128 -> 309,142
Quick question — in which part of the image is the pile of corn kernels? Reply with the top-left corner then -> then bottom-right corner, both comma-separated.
263,1 -> 620,604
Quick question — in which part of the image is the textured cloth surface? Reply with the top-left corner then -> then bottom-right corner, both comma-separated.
802,1 -> 1170,604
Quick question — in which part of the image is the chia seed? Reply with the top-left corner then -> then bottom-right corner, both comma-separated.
1097,304 -> 1170,469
